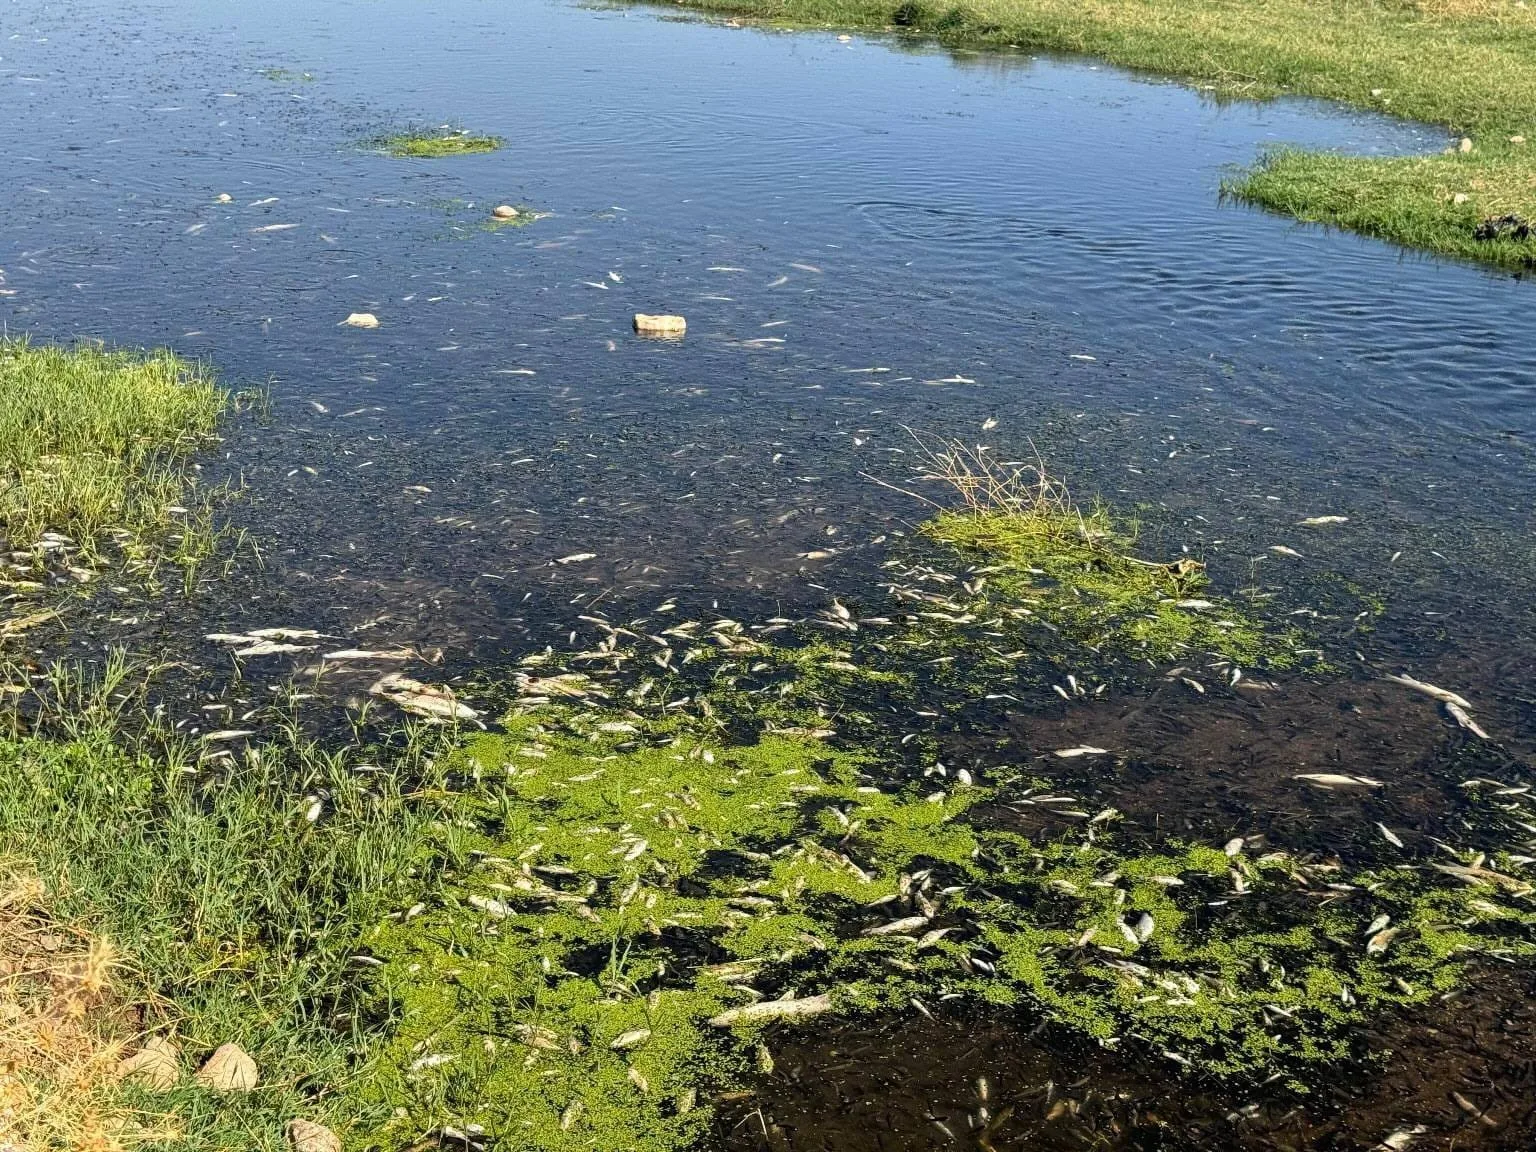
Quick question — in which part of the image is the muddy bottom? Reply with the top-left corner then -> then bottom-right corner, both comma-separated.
719,964 -> 1536,1151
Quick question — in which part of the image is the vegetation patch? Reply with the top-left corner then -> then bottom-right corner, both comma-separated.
375,129 -> 504,159
0,339 -> 227,568
661,0 -> 1536,267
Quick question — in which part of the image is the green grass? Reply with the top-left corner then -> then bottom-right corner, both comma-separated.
657,0 -> 1536,266
0,340 -> 228,566
375,129 -> 504,158
0,654 -> 452,1151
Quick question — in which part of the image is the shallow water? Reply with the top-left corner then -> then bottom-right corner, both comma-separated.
3,0 -> 1536,1144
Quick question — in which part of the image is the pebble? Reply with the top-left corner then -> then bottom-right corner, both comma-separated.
195,1042 -> 260,1092
116,1036 -> 180,1090
286,1119 -> 342,1152
343,312 -> 380,329
492,204 -> 519,220
633,313 -> 686,337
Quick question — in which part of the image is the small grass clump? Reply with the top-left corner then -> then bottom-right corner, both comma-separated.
0,339 -> 227,563
661,0 -> 1536,266
885,433 -> 1302,667
376,129 -> 503,159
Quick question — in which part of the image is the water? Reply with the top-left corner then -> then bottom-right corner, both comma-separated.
4,0 -> 1536,1143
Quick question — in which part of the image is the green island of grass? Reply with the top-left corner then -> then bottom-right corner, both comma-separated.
0,339 -> 228,573
659,0 -> 1536,268
376,129 -> 504,159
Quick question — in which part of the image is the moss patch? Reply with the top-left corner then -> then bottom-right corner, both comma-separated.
376,129 -> 504,159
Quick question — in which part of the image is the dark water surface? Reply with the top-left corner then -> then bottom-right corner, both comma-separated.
4,0 -> 1536,1145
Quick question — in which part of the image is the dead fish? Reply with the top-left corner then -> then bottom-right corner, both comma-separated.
915,927 -> 953,949
1365,927 -> 1400,955
1375,1124 -> 1426,1151
232,640 -> 311,656
1299,515 -> 1349,525
862,915 -> 929,936
1054,746 -> 1109,758
555,552 -> 597,564
467,894 -> 512,918
1376,823 -> 1405,848
1382,673 -> 1472,710
322,648 -> 415,661
250,223 -> 299,233
1269,545 -> 1304,558
709,993 -> 833,1026
609,1028 -> 651,1050
1223,837 -> 1244,857
1134,912 -> 1155,941
1445,701 -> 1489,739
370,673 -> 478,722
1295,773 -> 1383,788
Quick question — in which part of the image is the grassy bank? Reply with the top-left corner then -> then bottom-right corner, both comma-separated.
660,0 -> 1536,266
0,340 -> 228,570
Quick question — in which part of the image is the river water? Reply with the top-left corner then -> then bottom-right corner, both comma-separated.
3,0 -> 1534,1146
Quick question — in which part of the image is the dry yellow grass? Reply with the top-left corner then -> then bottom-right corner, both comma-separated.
0,868 -> 135,1152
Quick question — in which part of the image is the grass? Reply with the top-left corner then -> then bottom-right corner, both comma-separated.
0,340 -> 228,570
375,129 -> 503,159
0,653 -> 453,1152
657,0 -> 1536,266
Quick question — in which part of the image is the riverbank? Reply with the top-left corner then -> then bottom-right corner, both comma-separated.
661,0 -> 1536,267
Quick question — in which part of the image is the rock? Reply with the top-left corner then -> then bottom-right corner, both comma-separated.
343,312 -> 379,329
216,193 -> 233,203
491,205 -> 519,220
1474,213 -> 1532,240
633,313 -> 686,337
195,1042 -> 259,1092
286,1119 -> 342,1152
116,1036 -> 180,1090
1459,136 -> 1474,153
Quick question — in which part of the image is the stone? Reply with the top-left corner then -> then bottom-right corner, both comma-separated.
632,313 -> 686,337
491,205 -> 519,220
343,312 -> 379,329
286,1119 -> 342,1152
195,1042 -> 259,1092
116,1036 -> 180,1090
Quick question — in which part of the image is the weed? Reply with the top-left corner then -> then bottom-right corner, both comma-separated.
374,129 -> 503,159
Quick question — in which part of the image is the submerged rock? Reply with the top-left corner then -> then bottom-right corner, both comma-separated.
633,313 -> 686,337
195,1042 -> 259,1092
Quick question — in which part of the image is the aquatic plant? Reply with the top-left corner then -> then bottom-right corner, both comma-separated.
375,129 -> 504,159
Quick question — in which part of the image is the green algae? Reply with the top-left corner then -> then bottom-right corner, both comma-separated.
358,660 -> 1535,1148
376,129 -> 503,159
921,506 -> 1302,668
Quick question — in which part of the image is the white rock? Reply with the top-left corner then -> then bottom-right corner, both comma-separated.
343,312 -> 379,329
633,313 -> 686,337
116,1036 -> 180,1090
195,1042 -> 259,1092
286,1119 -> 342,1152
